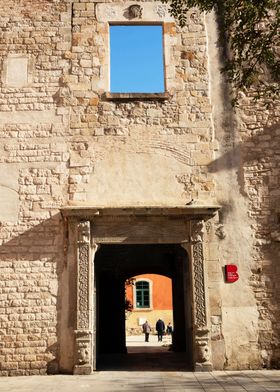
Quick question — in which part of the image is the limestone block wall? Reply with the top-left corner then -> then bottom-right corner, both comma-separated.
64,1 -> 216,206
236,98 -> 280,368
0,0 -> 279,375
0,0 -> 70,376
205,13 -> 280,369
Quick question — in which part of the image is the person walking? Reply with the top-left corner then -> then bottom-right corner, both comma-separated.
166,322 -> 173,335
142,320 -> 151,342
155,318 -> 165,342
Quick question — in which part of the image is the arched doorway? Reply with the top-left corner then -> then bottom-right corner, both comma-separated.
125,273 -> 173,338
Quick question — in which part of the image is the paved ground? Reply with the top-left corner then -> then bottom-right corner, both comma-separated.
1,336 -> 279,392
1,370 -> 279,392
126,334 -> 173,347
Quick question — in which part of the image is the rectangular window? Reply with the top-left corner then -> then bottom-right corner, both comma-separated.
110,25 -> 165,93
135,281 -> 150,308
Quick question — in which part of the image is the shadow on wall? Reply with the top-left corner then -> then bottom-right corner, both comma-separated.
0,213 -> 64,375
207,121 -> 280,368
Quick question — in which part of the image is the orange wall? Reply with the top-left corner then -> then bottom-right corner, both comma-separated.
126,274 -> 172,310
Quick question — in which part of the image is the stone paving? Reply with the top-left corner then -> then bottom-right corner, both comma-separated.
0,370 -> 279,392
0,336 -> 279,391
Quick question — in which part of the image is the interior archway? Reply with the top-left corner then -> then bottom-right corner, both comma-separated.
95,244 -> 193,370
125,273 -> 173,339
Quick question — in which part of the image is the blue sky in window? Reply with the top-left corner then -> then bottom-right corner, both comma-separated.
110,25 -> 164,93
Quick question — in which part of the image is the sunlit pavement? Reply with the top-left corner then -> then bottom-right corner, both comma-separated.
126,333 -> 173,348
1,337 -> 279,392
1,370 -> 279,392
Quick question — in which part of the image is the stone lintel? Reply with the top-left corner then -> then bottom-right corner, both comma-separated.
61,205 -> 220,219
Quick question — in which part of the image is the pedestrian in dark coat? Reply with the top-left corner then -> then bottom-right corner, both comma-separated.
155,318 -> 165,342
166,322 -> 173,335
142,320 -> 151,342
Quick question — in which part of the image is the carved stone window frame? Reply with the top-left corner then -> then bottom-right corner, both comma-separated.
108,22 -> 166,96
94,1 -> 177,96
61,206 -> 219,374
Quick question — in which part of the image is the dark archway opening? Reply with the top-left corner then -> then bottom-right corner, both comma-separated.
95,244 -> 193,370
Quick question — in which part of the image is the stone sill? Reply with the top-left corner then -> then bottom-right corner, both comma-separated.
104,92 -> 170,101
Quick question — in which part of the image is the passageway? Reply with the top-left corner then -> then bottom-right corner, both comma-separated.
95,244 -> 193,370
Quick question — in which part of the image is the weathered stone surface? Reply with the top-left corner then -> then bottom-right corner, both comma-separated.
0,0 -> 279,376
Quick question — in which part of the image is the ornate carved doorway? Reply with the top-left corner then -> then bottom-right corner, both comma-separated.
60,207 -> 218,374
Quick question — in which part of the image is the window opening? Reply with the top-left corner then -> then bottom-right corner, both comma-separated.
135,280 -> 150,308
110,25 -> 164,93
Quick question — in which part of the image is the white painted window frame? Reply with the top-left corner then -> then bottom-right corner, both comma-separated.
133,278 -> 153,310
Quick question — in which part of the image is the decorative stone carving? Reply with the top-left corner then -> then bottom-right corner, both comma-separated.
77,243 -> 90,330
197,340 -> 210,362
191,220 -> 205,243
78,220 -> 90,244
154,4 -> 166,18
190,219 -> 213,370
75,220 -> 92,374
96,3 -> 174,22
194,327 -> 212,370
193,242 -> 207,328
128,4 -> 143,19
205,221 -> 211,235
77,221 -> 90,329
76,334 -> 90,365
215,224 -> 226,239
74,330 -> 92,374
71,213 -> 215,374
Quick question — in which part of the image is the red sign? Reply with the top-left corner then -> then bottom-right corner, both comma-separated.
225,265 -> 239,283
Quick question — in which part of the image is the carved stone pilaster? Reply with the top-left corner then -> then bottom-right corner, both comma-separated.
194,326 -> 212,371
74,220 -> 92,375
192,241 -> 207,328
191,220 -> 212,371
74,330 -> 92,374
77,220 -> 90,330
90,242 -> 99,372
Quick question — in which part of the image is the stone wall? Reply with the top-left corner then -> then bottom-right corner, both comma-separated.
205,12 -> 280,369
0,0 -> 279,375
0,0 -> 69,376
238,97 -> 280,368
